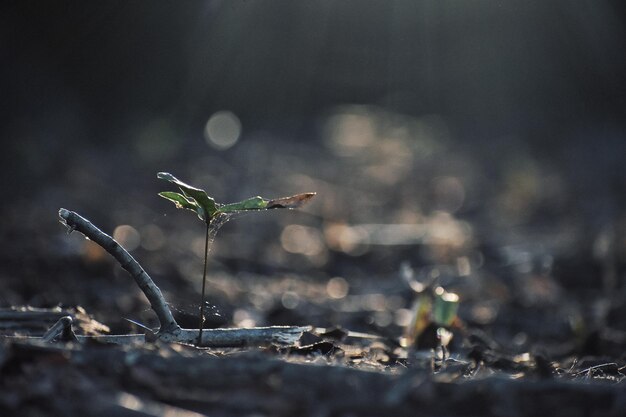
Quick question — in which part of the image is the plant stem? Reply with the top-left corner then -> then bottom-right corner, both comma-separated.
198,221 -> 210,345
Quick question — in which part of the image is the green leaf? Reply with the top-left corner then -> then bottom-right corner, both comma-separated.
158,191 -> 206,221
219,196 -> 268,213
158,191 -> 197,210
158,172 -> 218,221
432,287 -> 459,327
158,172 -> 316,221
219,192 -> 316,214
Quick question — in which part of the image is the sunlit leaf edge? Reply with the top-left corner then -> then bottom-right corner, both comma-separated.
157,172 -> 218,221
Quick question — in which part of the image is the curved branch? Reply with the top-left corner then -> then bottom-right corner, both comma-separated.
58,208 -> 179,333
57,208 -> 308,348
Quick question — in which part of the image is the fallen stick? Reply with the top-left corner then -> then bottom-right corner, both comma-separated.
57,208 -> 308,347
59,208 -> 178,333
5,326 -> 309,348
0,306 -> 109,335
69,326 -> 309,347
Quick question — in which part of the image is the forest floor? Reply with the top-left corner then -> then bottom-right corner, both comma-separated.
2,109 -> 626,416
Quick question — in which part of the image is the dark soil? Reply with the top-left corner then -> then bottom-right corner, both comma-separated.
2,110 -> 626,416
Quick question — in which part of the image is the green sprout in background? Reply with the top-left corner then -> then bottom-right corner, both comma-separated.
403,285 -> 460,351
158,172 -> 316,343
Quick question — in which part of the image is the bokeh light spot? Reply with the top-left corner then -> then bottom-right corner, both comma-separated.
233,309 -> 256,328
281,291 -> 300,309
280,225 -> 325,257
204,111 -> 242,150
113,225 -> 141,252
326,277 -> 349,299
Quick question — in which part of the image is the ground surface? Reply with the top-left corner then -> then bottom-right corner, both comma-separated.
2,109 -> 626,416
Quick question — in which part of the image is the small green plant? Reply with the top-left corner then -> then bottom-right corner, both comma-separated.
157,172 -> 315,343
403,285 -> 459,350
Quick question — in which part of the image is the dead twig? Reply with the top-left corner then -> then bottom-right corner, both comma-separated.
573,363 -> 619,377
59,208 -> 178,334
67,326 -> 308,347
0,306 -> 110,335
57,208 -> 308,347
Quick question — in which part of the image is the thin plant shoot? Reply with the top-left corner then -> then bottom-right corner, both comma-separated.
157,172 -> 315,344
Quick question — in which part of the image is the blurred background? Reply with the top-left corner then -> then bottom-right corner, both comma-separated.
2,1 -> 626,351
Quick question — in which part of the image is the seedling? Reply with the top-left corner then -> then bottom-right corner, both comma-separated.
157,172 -> 315,343
403,285 -> 460,349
